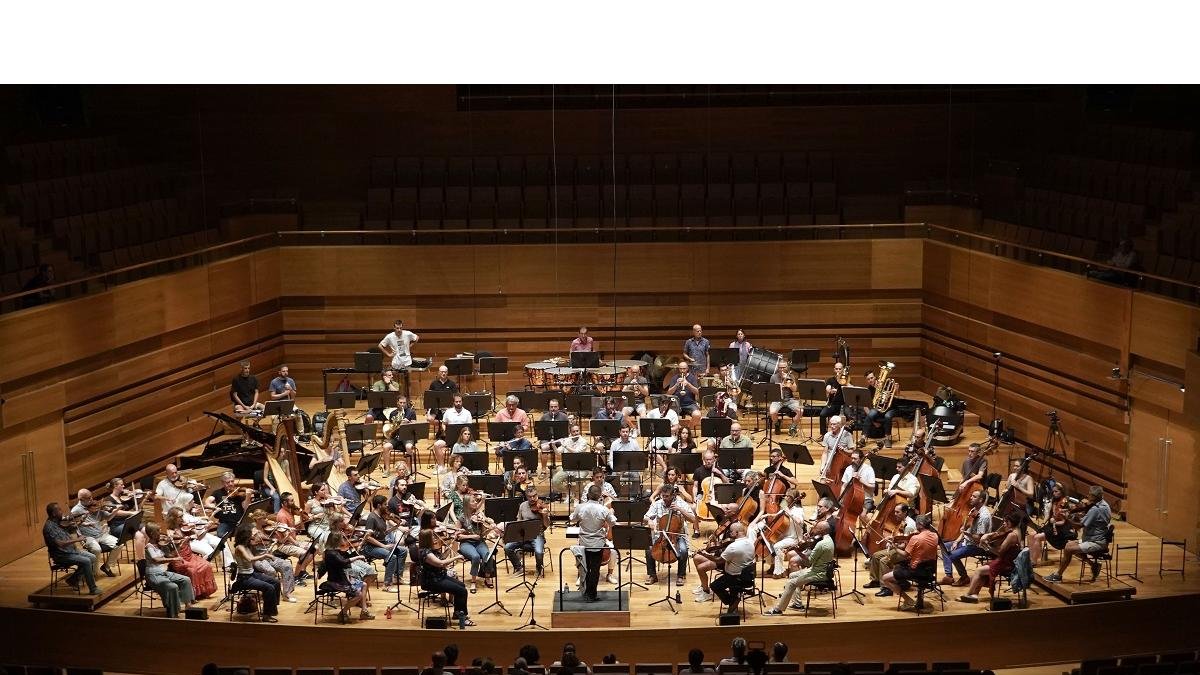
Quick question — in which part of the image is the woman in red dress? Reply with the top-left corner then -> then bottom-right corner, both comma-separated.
956,511 -> 1022,604
163,508 -> 218,598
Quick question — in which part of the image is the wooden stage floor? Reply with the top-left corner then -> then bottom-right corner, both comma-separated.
3,393 -> 1198,633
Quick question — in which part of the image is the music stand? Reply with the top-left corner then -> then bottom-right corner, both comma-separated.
918,473 -> 948,508
463,394 -> 493,419
479,357 -> 508,408
406,481 -> 426,501
790,348 -> 819,375
842,385 -> 871,436
503,518 -> 549,629
561,453 -> 599,509
713,482 -> 742,506
871,455 -> 900,486
611,523 -> 650,593
809,479 -> 837,505
533,420 -> 569,443
263,400 -> 294,417
354,351 -> 384,375
716,446 -> 753,473
570,351 -> 601,369
388,421 -> 431,479
836,531 -> 870,606
324,391 -> 357,410
348,498 -> 369,526
700,417 -> 732,442
565,394 -> 595,419
366,390 -> 399,411
422,390 -> 454,413
590,419 -> 624,443
487,421 -> 520,443
751,382 -> 785,448
502,449 -> 539,475
345,423 -> 376,454
778,441 -> 813,479
459,452 -> 491,475
444,422 -> 480,448
445,357 -> 474,376
305,460 -> 335,488
638,416 -> 673,454
355,450 -> 383,477
612,451 -> 648,476
708,347 -> 740,368
795,378 -> 827,443
463,468 -> 501,494
668,452 -> 702,477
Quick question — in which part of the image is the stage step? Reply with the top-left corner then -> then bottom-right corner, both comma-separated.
27,565 -> 137,611
1033,572 -> 1136,604
550,589 -> 631,627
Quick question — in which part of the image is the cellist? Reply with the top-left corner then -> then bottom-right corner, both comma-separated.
748,487 -> 806,578
818,415 -> 854,486
715,470 -> 763,525
837,449 -> 876,513
644,485 -> 696,585
761,448 -> 796,514
863,502 -> 917,597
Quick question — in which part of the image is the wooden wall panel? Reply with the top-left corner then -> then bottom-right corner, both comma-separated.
1131,293 -> 1200,371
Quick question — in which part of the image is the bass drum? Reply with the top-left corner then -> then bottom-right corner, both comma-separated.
742,347 -> 782,384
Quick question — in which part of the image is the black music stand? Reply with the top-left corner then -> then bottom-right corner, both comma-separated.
713,482 -> 742,508
836,531 -> 870,606
502,518 -> 549,629
709,347 -> 740,368
639,416 -> 673,454
560,452 -> 599,509
842,385 -> 871,436
366,390 -> 399,412
345,422 -> 376,454
446,356 -> 475,394
513,390 -> 551,412
564,394 -> 595,419
422,390 -> 454,414
354,351 -> 383,374
611,522 -> 650,594
305,460 -> 335,489
790,348 -> 819,375
348,498 -> 369,526
444,422 -> 480,449
796,378 -> 827,443
810,479 -> 837,505
463,394 -> 493,420
570,351 -> 601,388
668,452 -> 702,478
778,441 -> 813,480
872,455 -> 900,487
466,472 -> 504,497
487,420 -> 519,443
479,357 -> 508,409
388,422 -> 431,479
752,382 -> 784,448
534,419 -> 569,444
324,391 -> 357,410
263,400 -> 294,417
716,446 -> 753,474
355,450 -> 383,477
918,473 -> 948,508
502,449 -> 539,477
700,417 -> 732,444
590,419 -> 624,447
459,452 -> 491,476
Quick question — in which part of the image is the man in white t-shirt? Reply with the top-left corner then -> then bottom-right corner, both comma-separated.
378,319 -> 419,370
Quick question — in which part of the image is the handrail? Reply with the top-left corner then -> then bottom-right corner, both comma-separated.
2,221 -> 1196,309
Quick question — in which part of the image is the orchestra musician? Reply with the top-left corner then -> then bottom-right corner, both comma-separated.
769,360 -> 802,436
862,370 -> 928,446
764,520 -> 834,615
206,471 -> 256,538
1045,485 -> 1112,583
436,394 -> 474,468
162,507 -> 219,597
752,487 -> 806,577
248,510 -> 299,603
729,329 -> 753,369
496,426 -> 534,468
667,362 -> 703,432
70,489 -> 118,578
267,364 -> 297,402
103,477 -> 142,540
900,427 -> 933,465
361,494 -> 409,592
813,496 -> 840,538
260,442 -> 290,513
864,503 -> 917,596
338,467 -> 364,511
645,395 -> 681,458
691,450 -> 726,515
621,365 -> 650,424
1027,482 -> 1075,566
957,442 -> 990,498
593,395 -> 629,453
506,466 -> 532,498
505,486 -> 551,576
366,369 -> 401,423
230,360 -> 266,417
570,326 -> 595,352
251,504 -> 313,583
381,393 -> 419,472
605,425 -> 641,475
957,511 -> 1024,603
939,489 -> 992,586
538,398 -> 570,472
417,528 -> 473,626
230,526 -> 282,622
425,364 -> 460,432
670,426 -> 698,469
707,522 -> 757,614
306,483 -> 348,547
880,513 -> 940,611
715,470 -> 763,525
880,456 -> 921,508
155,464 -> 199,514
329,515 -> 379,588
387,476 -> 419,522
588,467 -> 618,507
140,522 -> 196,618
708,385 -> 739,421
818,416 -> 854,482
43,502 -> 100,594
323,531 -> 374,622
763,448 -> 797,490
838,449 -> 876,513
714,422 -> 753,455
644,485 -> 697,584
495,394 -> 531,433
452,493 -> 500,592
568,483 -> 618,601
652,467 -> 696,504
1002,458 -> 1037,517
819,361 -> 848,435
683,323 -> 711,376
549,424 -> 594,498
439,455 -> 469,501
452,425 -> 481,456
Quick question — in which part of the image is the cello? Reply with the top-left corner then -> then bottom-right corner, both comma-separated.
833,473 -> 866,557
650,503 -> 686,565
761,468 -> 788,515
937,437 -> 997,541
696,460 -> 726,521
863,458 -> 916,556
821,425 -> 855,499
755,490 -> 807,557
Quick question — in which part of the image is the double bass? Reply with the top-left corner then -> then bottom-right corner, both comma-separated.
833,470 -> 866,557
937,437 -> 997,541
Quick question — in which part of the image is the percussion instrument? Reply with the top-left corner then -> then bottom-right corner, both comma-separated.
742,347 -> 782,384
591,365 -> 625,391
410,357 -> 432,370
546,367 -> 582,392
607,359 -> 646,370
524,362 -> 555,388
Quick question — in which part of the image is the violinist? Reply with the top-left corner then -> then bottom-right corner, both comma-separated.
154,463 -> 197,513
162,507 -> 219,597
141,522 -> 196,618
230,526 -> 281,622
329,514 -> 379,589
206,471 -> 255,538
449,475 -> 474,522
440,454 -> 469,500
750,487 -> 806,577
1046,485 -> 1112,583
254,504 -> 313,584
103,477 -> 141,540
957,511 -> 1023,603
549,424 -> 593,497
276,492 -> 311,534
818,416 -> 854,482
819,361 -> 848,435
939,489 -> 992,586
863,503 -> 916,596
1001,458 -> 1037,517
388,476 -> 416,522
505,486 -> 551,576
322,531 -> 374,622
814,496 -> 840,535
506,467 -> 532,499
417,528 -> 473,626
248,509 -> 299,603
765,520 -> 833,615
43,502 -> 99,594
453,493 -> 499,593
306,483 -> 347,547
880,513 -> 939,611
338,467 -> 364,511
362,494 -> 409,592
644,485 -> 697,584
568,483 -> 618,601
70,489 -> 119,578
1027,482 -> 1074,566
837,449 -> 876,512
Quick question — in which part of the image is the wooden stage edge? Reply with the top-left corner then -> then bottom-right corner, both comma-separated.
4,595 -> 1200,675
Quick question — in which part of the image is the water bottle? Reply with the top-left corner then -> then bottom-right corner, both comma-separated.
385,606 -> 393,620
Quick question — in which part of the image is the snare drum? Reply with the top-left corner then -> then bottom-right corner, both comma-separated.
546,367 -> 582,392
591,365 -> 625,392
524,362 -> 555,388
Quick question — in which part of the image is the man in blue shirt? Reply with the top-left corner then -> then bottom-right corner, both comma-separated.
683,324 -> 711,376
268,364 -> 297,401
666,362 -> 702,432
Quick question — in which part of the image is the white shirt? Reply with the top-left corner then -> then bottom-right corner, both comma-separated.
840,462 -> 876,490
645,407 -> 679,449
442,407 -> 473,425
721,536 -> 757,575
785,504 -> 807,539
381,330 -> 417,369
559,436 -> 590,453
571,500 -> 616,549
155,478 -> 187,507
608,438 -> 641,470
645,497 -> 694,523
899,516 -> 917,536
887,472 -> 921,498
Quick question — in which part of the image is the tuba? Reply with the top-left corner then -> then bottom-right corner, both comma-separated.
871,361 -> 900,412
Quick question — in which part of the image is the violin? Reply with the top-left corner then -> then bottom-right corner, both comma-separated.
319,495 -> 347,507
355,478 -> 383,492
172,475 -> 206,492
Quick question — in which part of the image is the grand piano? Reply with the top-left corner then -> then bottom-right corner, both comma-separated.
180,412 -> 317,481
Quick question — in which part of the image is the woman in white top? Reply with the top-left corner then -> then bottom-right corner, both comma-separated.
141,522 -> 196,618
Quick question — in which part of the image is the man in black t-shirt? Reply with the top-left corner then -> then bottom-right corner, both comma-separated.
819,361 -> 847,435
425,365 -> 460,431
230,360 -> 265,415
206,471 -> 255,538
362,495 -> 407,591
